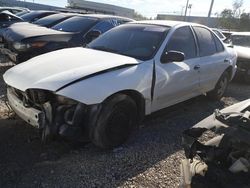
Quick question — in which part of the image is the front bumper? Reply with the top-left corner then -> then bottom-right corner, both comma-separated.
0,48 -> 17,62
7,87 -> 44,128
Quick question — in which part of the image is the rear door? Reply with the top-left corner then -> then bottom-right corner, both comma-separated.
192,26 -> 228,93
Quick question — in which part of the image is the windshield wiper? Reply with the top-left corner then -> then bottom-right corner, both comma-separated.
91,46 -> 118,53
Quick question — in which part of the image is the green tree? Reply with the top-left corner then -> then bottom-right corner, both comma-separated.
221,9 -> 234,18
219,0 -> 250,31
219,9 -> 236,29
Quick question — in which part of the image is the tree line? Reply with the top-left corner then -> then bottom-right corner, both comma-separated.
219,0 -> 250,31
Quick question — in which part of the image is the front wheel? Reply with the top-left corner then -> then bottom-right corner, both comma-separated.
207,72 -> 229,100
89,94 -> 137,149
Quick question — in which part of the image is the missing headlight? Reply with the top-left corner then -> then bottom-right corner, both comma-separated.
26,89 -> 52,104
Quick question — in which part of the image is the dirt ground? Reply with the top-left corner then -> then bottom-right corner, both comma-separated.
0,64 -> 250,188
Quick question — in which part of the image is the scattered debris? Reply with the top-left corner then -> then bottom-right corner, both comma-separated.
181,99 -> 250,187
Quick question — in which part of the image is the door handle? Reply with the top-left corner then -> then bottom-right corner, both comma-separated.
194,65 -> 200,70
224,59 -> 230,63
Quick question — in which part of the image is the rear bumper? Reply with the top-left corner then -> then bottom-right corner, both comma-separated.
7,88 -> 44,128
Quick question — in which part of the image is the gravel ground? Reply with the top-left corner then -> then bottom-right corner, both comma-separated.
0,64 -> 250,188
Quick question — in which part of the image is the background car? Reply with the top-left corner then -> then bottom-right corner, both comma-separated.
230,32 -> 250,83
212,28 -> 227,42
0,10 -> 57,41
0,7 -> 29,15
0,11 -> 23,28
1,14 -> 134,63
3,21 -> 237,149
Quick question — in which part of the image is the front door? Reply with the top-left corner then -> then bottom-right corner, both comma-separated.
152,26 -> 201,112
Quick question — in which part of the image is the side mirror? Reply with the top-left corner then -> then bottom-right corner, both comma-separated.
85,30 -> 101,43
161,50 -> 185,63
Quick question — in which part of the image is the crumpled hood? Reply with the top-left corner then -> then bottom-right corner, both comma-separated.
4,22 -> 73,42
234,46 -> 250,60
4,47 -> 140,92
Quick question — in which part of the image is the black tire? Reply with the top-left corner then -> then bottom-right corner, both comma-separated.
207,71 -> 229,100
89,94 -> 137,149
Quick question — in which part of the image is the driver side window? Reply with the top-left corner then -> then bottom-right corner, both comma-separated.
165,26 -> 197,60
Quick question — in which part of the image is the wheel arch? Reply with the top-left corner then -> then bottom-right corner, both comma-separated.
225,65 -> 234,81
103,89 -> 146,123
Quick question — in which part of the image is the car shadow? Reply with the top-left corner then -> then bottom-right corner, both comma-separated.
0,82 -> 249,187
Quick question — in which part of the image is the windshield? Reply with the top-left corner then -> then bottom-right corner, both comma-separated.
88,24 -> 169,60
33,14 -> 68,27
231,35 -> 250,47
52,16 -> 98,33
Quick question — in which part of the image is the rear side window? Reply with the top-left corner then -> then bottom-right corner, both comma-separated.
166,26 -> 196,60
193,27 -> 217,57
213,34 -> 224,52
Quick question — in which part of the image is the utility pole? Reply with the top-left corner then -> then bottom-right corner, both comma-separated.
208,0 -> 214,18
207,0 -> 214,26
184,0 -> 189,21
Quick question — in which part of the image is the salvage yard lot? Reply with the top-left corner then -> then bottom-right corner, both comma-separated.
0,64 -> 250,187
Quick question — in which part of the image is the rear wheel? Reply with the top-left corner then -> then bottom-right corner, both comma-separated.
207,72 -> 229,100
89,94 -> 137,149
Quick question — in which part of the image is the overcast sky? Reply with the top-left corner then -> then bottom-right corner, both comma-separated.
23,0 -> 250,18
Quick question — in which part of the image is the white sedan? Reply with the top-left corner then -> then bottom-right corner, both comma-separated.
3,20 -> 237,149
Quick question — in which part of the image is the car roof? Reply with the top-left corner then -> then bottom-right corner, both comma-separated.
75,14 -> 134,21
38,12 -> 79,18
130,20 -> 205,28
0,7 -> 29,11
30,10 -> 57,13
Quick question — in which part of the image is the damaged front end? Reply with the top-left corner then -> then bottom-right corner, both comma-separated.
7,86 -> 97,142
180,100 -> 250,188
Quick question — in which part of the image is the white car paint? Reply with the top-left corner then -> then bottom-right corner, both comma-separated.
4,21 -> 237,117
4,47 -> 141,91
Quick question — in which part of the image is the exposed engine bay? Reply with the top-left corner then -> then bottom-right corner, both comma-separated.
180,100 -> 250,188
6,86 -> 101,142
